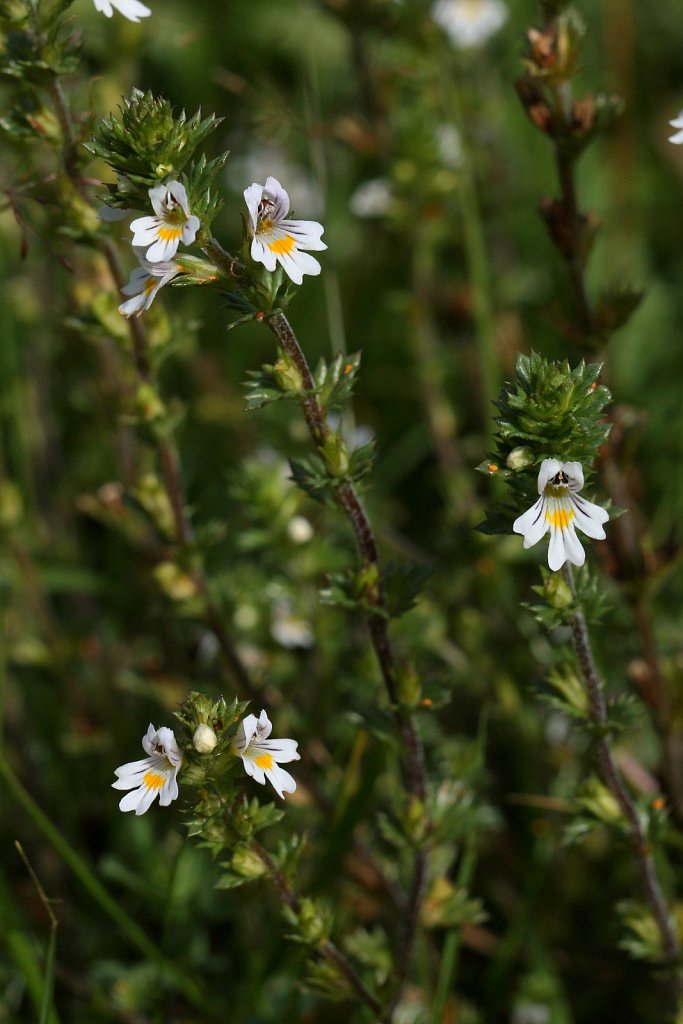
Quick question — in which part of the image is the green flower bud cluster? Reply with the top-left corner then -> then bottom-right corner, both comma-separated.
478,352 -> 611,534
85,88 -> 227,226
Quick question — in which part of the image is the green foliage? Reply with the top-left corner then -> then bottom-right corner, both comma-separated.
86,88 -> 224,204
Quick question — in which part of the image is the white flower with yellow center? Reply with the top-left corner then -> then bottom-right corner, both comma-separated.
432,0 -> 507,49
130,182 -> 200,263
669,112 -> 683,144
231,709 -> 300,799
512,459 -> 609,572
112,724 -> 182,815
244,176 -> 327,286
118,248 -> 180,318
93,0 -> 151,21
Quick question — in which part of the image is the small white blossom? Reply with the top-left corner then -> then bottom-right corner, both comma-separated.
669,112 -> 683,145
435,124 -> 464,168
118,248 -> 180,318
287,515 -> 314,544
93,0 -> 151,21
232,710 -> 300,799
243,176 -> 326,285
112,724 -> 182,815
130,181 -> 199,263
349,178 -> 393,219
432,0 -> 507,49
513,459 -> 609,572
270,600 -> 315,649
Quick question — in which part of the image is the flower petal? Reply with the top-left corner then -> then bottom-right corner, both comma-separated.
537,458 -> 563,493
264,763 -> 297,799
547,524 -> 567,572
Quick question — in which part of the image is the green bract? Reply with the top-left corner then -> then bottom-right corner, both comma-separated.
86,88 -> 226,220
478,351 -> 611,534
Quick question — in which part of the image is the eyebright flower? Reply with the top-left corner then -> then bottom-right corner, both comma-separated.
512,459 -> 609,572
432,0 -> 507,49
130,182 -> 200,263
93,0 -> 151,21
244,176 -> 327,286
669,112 -> 683,145
112,724 -> 182,815
118,248 -> 180,318
231,710 -> 300,799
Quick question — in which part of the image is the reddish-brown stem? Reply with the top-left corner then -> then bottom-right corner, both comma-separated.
250,839 -> 384,1018
265,310 -> 429,1006
563,566 -> 681,983
44,81 -> 257,706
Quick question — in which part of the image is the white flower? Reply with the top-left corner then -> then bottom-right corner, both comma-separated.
432,0 -> 507,49
349,178 -> 393,219
130,182 -> 199,263
112,724 -> 182,815
270,600 -> 315,649
669,112 -> 683,145
512,459 -> 609,572
232,710 -> 300,799
93,0 -> 151,21
243,176 -> 327,286
435,124 -> 464,169
118,248 -> 180,318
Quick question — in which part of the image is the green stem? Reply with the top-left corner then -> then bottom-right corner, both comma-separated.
443,66 -> 499,423
0,753 -> 210,1012
432,837 -> 477,1019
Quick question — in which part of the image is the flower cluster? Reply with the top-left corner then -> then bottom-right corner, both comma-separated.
113,711 -> 299,814
513,459 -> 609,572
115,181 -> 198,317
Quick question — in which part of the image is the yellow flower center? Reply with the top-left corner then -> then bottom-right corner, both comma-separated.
545,507 -> 575,530
267,235 -> 296,257
158,225 -> 183,242
144,770 -> 165,789
254,753 -> 274,770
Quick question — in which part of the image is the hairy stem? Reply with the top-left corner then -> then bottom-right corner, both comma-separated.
42,72 -> 257,705
250,840 -> 384,1018
563,566 -> 680,979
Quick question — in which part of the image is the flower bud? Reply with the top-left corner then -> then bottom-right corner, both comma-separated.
153,561 -> 197,602
320,432 -> 350,478
193,723 -> 218,754
506,446 -> 535,471
272,357 -> 304,393
397,663 -> 421,709
135,384 -> 165,422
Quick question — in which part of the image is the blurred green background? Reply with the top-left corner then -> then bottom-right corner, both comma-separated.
2,0 -> 683,1021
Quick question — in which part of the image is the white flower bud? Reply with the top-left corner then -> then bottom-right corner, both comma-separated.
287,515 -> 314,544
193,723 -> 217,754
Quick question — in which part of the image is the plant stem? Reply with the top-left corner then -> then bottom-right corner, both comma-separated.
250,839 -> 384,1018
552,146 -> 593,340
443,66 -> 499,423
42,67 -> 257,706
562,566 -> 681,979
265,309 -> 429,1009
